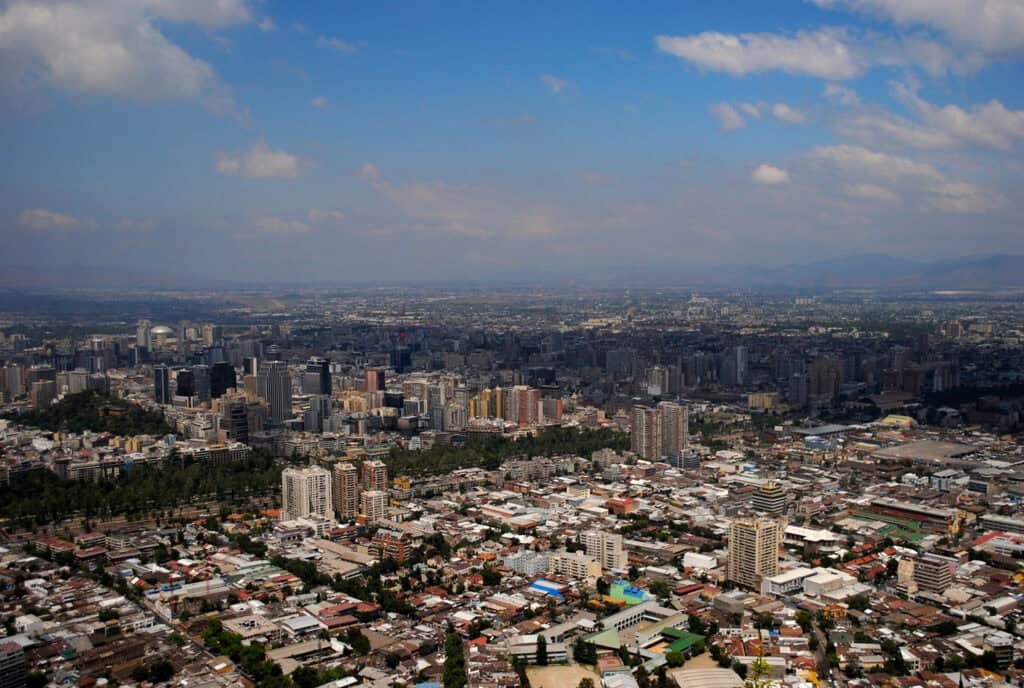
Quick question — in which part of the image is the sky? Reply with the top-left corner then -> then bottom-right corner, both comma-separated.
1,0 -> 1023,284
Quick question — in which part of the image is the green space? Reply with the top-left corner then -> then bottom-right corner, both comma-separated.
0,449 -> 281,526
3,389 -> 173,436
384,425 -> 628,476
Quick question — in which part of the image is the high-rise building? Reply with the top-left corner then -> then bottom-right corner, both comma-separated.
630,405 -> 660,460
0,641 -> 27,688
658,401 -> 689,457
257,360 -> 292,426
30,380 -> 56,409
201,323 -> 223,347
216,397 -> 249,444
913,555 -> 954,593
361,459 -> 388,491
581,530 -> 627,572
303,357 -> 331,396
281,465 -> 334,521
360,489 -> 388,525
728,518 -> 782,589
365,367 -> 386,392
752,481 -> 787,516
210,361 -> 237,398
333,462 -> 359,520
304,394 -> 332,433
154,364 -> 171,404
192,364 -> 211,403
175,368 -> 195,398
136,319 -> 152,351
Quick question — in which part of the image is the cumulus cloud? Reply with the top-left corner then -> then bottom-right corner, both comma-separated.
216,142 -> 299,178
18,208 -> 92,230
540,74 -> 572,95
709,103 -> 746,131
656,29 -> 862,79
824,83 -> 860,106
739,102 -> 761,118
809,0 -> 1024,58
812,144 -> 1005,212
772,103 -> 808,124
0,0 -> 249,110
252,215 -> 310,234
361,163 -> 567,240
318,35 -> 359,53
752,164 -> 791,184
311,96 -> 328,109
844,183 -> 899,202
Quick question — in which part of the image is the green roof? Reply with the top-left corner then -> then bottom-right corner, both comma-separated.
661,629 -> 705,653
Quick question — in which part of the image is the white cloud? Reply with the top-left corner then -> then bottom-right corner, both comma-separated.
824,83 -> 859,106
892,82 -> 1024,151
258,16 -> 275,32
540,74 -> 571,95
709,103 -> 746,131
362,163 -> 566,240
772,103 -> 808,124
739,102 -> 761,118
307,209 -> 345,223
812,144 -> 1005,213
216,142 -> 299,178
311,96 -> 328,109
18,208 -> 92,230
656,29 -> 862,79
318,35 -> 359,53
844,183 -> 898,202
809,0 -> 1024,58
252,215 -> 310,234
752,164 -> 790,184
116,217 -> 157,231
0,0 -> 248,109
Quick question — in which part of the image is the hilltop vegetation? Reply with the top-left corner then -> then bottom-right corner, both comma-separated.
4,389 -> 174,436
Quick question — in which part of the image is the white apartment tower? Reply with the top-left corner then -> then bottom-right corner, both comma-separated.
281,465 -> 334,521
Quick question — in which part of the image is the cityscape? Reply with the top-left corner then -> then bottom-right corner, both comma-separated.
2,3 -> 1024,688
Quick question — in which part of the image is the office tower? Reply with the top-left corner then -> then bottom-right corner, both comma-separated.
257,360 -> 292,426
658,401 -> 689,457
192,364 -> 211,403
58,369 -> 88,395
136,319 -> 152,350
3,365 -> 24,401
361,459 -> 388,491
154,364 -> 171,404
728,518 -> 782,589
243,356 -> 259,376
913,555 -> 954,594
202,323 -> 223,347
0,642 -> 27,688
281,465 -> 334,521
178,320 -> 192,357
391,345 -> 411,374
210,361 -> 237,398
175,368 -> 195,398
752,481 -> 787,516
734,346 -> 748,387
333,462 -> 359,520
360,489 -> 388,525
304,394 -> 332,433
808,357 -> 842,400
303,356 -> 332,395
30,380 -> 56,409
630,405 -> 660,460
581,530 -> 627,572
366,364 -> 385,393
217,397 -> 249,444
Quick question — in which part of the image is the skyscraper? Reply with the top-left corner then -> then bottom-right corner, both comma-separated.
365,367 -> 386,392
630,405 -> 660,460
658,401 -> 689,457
728,518 -> 782,589
303,356 -> 332,395
135,319 -> 152,351
192,364 -> 211,403
154,364 -> 171,404
257,360 -> 292,426
281,465 -> 334,521
304,394 -> 331,433
175,368 -> 195,398
752,481 -> 787,516
333,462 -> 359,520
361,459 -> 388,491
210,361 -> 237,398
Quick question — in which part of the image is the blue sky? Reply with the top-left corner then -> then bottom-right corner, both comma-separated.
2,0 -> 1022,283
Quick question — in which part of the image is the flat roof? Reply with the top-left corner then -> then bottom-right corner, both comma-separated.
873,440 -> 978,463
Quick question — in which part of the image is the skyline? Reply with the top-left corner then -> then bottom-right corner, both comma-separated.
2,0 -> 1023,282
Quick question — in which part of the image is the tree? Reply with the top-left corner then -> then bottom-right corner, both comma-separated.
666,651 -> 685,667
536,634 -> 548,666
574,636 -> 597,665
578,679 -> 595,688
443,633 -> 467,688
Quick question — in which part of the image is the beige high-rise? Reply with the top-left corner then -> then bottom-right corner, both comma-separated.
333,462 -> 359,520
282,465 -> 334,521
728,518 -> 782,589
